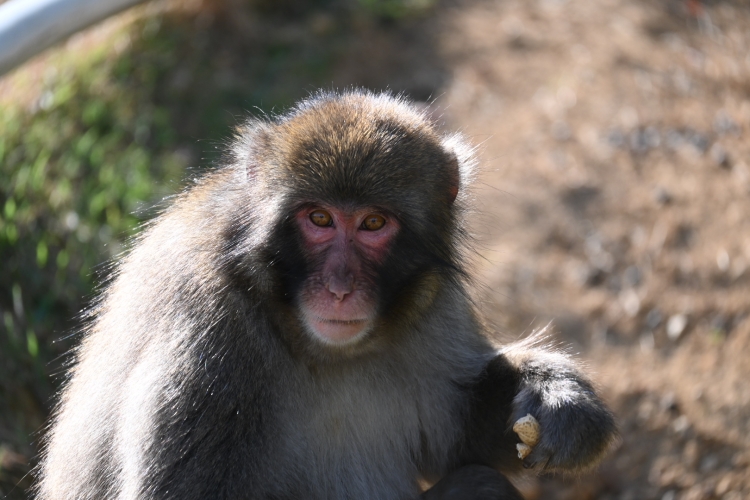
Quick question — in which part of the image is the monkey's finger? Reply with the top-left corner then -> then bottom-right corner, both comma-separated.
522,445 -> 554,470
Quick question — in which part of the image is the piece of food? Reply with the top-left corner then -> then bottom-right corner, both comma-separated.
516,443 -> 533,460
513,413 -> 541,447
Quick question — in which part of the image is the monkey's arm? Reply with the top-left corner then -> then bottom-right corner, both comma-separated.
460,345 -> 618,474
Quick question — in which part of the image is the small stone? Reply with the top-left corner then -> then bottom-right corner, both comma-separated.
623,265 -> 642,287
717,249 -> 730,272
710,143 -> 730,168
653,186 -> 672,205
607,128 -> 625,148
659,392 -> 678,412
700,454 -> 719,472
665,129 -> 683,150
645,308 -> 663,329
632,126 -> 660,152
711,315 -> 731,337
686,130 -> 709,153
620,289 -> 641,318
714,110 -> 739,136
672,415 -> 690,434
513,413 -> 541,447
715,475 -> 732,496
666,314 -> 687,341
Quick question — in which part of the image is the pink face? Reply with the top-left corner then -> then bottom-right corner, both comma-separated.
294,205 -> 399,345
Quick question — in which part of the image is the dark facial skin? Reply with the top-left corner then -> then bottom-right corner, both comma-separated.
36,91 -> 616,500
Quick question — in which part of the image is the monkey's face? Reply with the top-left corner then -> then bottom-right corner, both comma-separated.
293,204 -> 399,345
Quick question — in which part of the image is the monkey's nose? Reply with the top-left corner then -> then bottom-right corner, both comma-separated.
326,276 -> 353,301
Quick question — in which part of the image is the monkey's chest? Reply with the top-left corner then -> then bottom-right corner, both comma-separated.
266,377 -> 433,499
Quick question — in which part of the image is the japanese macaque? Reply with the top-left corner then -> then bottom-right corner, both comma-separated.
37,91 -> 616,500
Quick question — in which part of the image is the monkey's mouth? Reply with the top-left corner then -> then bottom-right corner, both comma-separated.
304,315 -> 372,345
316,317 -> 368,325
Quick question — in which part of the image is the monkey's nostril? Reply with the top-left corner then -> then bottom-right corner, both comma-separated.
326,277 -> 353,301
328,288 -> 349,301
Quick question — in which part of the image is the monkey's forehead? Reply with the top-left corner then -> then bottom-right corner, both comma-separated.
280,91 -> 440,152
264,92 -> 456,206
288,90 -> 429,128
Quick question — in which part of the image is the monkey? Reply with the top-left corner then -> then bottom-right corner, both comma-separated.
36,90 -> 617,500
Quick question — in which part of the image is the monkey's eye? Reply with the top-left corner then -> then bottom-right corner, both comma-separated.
309,210 -> 333,227
361,214 -> 386,231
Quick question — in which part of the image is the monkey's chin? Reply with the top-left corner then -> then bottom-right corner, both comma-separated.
305,316 -> 372,346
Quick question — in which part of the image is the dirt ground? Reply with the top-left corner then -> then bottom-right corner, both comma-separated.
2,0 -> 750,498
429,0 -> 750,498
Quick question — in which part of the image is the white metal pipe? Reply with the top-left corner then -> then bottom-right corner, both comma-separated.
0,0 -> 147,77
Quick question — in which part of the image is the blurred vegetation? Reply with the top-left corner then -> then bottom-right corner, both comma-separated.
0,0 -> 439,496
0,17 -> 187,498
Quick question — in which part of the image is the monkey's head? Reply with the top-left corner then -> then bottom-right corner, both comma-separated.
230,91 -> 474,356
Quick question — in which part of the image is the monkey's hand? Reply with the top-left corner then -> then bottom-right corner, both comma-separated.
509,351 -> 618,473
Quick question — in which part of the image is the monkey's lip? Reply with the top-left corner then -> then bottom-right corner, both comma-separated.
307,316 -> 371,344
315,317 -> 368,325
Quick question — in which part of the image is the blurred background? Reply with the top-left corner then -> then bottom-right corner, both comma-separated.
1,0 -> 749,498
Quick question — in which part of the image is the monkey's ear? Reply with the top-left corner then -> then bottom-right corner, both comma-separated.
447,155 -> 460,204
